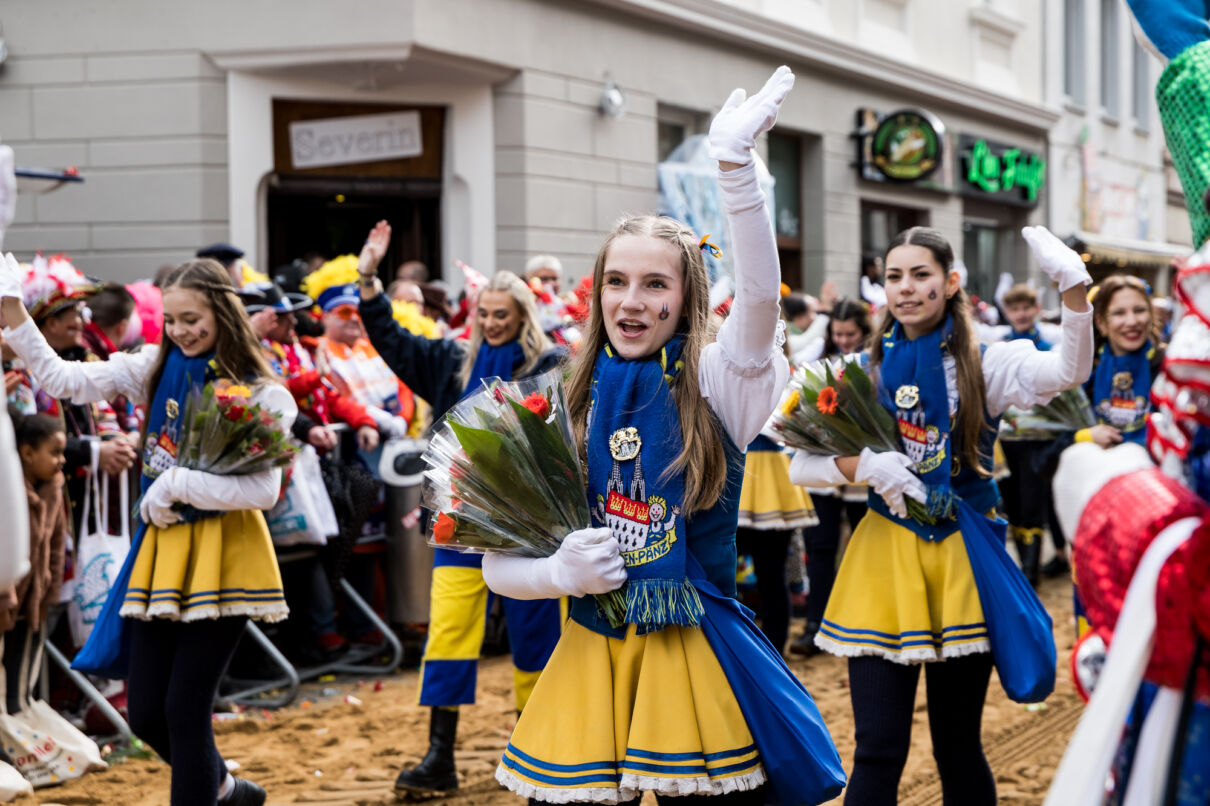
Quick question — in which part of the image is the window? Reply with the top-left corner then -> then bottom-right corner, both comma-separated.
768,131 -> 804,289
861,202 -> 923,257
656,104 -> 707,162
1063,0 -> 1085,104
1100,0 -> 1119,117
1132,39 -> 1150,131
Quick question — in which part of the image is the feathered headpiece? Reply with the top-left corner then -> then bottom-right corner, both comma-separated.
300,255 -> 360,312
22,253 -> 99,322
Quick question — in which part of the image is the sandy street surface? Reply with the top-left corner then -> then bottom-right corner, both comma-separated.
30,575 -> 1082,805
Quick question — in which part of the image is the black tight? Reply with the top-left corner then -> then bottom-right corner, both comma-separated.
805,497 -> 866,626
530,785 -> 766,806
127,616 -> 247,806
845,653 -> 996,806
736,528 -> 792,653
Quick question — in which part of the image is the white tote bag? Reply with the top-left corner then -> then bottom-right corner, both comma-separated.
266,446 -> 338,547
16,629 -> 105,774
67,472 -> 131,647
0,636 -> 75,788
0,760 -> 31,802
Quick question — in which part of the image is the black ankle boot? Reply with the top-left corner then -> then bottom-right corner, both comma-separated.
395,707 -> 459,796
220,777 -> 266,805
1012,528 -> 1042,588
789,622 -> 821,657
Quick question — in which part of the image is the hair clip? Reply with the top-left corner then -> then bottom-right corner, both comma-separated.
699,235 -> 722,260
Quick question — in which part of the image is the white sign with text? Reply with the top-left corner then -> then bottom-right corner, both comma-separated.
289,111 -> 423,170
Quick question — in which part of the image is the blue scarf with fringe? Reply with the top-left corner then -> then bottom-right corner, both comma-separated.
1088,341 -> 1154,444
463,340 -> 523,398
878,316 -> 955,490
587,336 -> 702,632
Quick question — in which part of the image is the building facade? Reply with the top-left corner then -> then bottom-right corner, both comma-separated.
2,0 -> 1178,303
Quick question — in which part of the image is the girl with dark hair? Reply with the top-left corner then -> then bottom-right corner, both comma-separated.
0,256 -> 295,806
789,225 -> 1095,803
1079,274 -> 1164,448
791,297 -> 872,656
477,67 -> 846,806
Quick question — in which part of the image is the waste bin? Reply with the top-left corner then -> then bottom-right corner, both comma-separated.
379,438 -> 433,624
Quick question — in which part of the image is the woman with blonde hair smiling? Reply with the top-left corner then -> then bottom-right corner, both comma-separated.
355,233 -> 565,798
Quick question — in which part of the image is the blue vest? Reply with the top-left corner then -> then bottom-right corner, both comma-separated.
570,429 -> 746,637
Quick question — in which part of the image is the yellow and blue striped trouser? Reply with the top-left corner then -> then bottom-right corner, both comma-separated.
418,563 -> 563,711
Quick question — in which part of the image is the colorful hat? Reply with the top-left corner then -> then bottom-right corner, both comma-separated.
316,283 -> 359,312
301,254 -> 359,311
242,280 -> 312,314
22,253 -> 98,322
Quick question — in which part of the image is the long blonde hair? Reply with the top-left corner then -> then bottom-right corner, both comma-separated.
457,271 -> 552,388
869,227 -> 990,477
566,216 -> 729,515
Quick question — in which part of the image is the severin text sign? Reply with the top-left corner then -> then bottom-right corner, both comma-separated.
290,111 -> 423,170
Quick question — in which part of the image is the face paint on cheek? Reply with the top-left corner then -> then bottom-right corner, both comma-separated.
659,304 -> 670,321
199,329 -> 210,341
928,289 -> 937,300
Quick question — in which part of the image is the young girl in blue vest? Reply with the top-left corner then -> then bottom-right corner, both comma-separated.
1079,274 -> 1164,449
354,247 -> 565,797
0,258 -> 295,806
477,66 -> 846,805
788,226 -> 1094,804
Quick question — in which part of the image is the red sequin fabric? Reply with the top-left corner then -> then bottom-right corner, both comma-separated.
1075,467 -> 1210,699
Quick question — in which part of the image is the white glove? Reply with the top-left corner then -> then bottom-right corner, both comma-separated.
788,451 -> 847,488
481,527 -> 627,600
0,252 -> 22,301
853,448 -> 926,519
707,65 -> 795,165
139,467 -> 186,528
382,416 -> 409,440
1022,226 -> 1091,293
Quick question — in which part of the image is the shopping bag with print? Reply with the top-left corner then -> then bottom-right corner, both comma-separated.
67,472 -> 131,647
0,637 -> 75,787
266,445 -> 337,547
957,499 -> 1056,703
15,629 -> 105,773
0,759 -> 31,801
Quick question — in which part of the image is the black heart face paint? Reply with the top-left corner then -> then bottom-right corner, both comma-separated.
199,328 -> 210,340
659,304 -> 670,321
928,289 -> 937,300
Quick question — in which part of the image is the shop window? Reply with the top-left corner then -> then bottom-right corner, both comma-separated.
1100,0 -> 1120,118
1132,39 -> 1150,132
768,130 -> 804,290
1063,0 -> 1085,105
656,104 -> 707,162
861,202 -> 924,258
961,220 -> 1015,304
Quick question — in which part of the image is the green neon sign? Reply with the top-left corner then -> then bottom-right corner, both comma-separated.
964,138 -> 1046,203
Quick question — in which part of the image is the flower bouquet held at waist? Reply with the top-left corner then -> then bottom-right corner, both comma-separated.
175,379 -> 299,520
772,357 -> 950,524
421,368 -> 627,626
1001,386 -> 1095,441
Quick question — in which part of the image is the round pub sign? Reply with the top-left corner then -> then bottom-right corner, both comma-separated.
871,109 -> 944,182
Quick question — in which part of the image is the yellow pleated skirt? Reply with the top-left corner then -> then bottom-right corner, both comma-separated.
121,510 -> 288,623
496,620 -> 765,803
737,450 -> 817,530
814,510 -> 988,664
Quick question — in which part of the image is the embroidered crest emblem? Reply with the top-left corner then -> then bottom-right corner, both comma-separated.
166,398 -> 179,419
894,384 -> 920,410
609,427 -> 642,461
1113,371 -> 1133,392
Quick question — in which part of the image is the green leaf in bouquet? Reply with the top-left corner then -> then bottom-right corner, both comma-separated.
448,420 -> 559,520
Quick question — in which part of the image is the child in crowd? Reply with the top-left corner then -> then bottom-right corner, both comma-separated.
0,411 -> 66,714
789,225 -> 1094,804
0,255 -> 296,806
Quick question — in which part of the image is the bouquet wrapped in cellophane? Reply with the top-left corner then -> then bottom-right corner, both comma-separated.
420,368 -> 627,627
771,357 -> 952,524
173,379 -> 299,521
1000,387 -> 1095,440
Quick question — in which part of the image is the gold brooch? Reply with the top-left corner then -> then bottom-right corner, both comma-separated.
894,384 -> 920,410
1113,371 -> 1133,391
166,398 -> 179,419
609,427 -> 642,462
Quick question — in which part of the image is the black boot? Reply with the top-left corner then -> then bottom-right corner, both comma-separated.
219,777 -> 266,806
789,622 -> 821,657
395,707 -> 459,796
1012,527 -> 1041,588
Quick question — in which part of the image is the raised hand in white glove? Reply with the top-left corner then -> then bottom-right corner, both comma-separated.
139,467 -> 187,529
0,253 -> 22,301
481,526 -> 627,600
854,448 -> 926,519
1022,226 -> 1091,293
707,65 -> 795,166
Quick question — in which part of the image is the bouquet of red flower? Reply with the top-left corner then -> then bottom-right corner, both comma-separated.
177,379 -> 299,476
772,357 -> 944,523
421,367 -> 627,626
